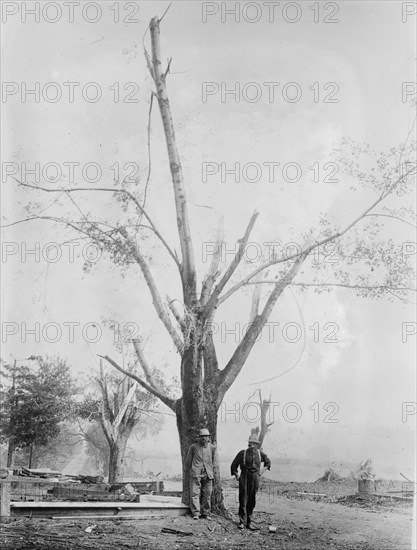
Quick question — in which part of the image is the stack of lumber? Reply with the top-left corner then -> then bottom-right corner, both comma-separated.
48,482 -> 141,502
15,467 -> 61,479
110,480 -> 164,494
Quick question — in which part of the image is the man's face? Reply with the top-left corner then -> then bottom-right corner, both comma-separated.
199,435 -> 210,446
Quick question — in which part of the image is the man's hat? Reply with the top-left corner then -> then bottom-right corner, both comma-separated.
248,435 -> 261,445
198,428 -> 210,437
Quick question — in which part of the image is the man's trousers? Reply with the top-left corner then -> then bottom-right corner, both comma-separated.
238,471 -> 260,525
190,473 -> 213,516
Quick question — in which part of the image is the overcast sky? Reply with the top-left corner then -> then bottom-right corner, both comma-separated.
1,1 -> 416,479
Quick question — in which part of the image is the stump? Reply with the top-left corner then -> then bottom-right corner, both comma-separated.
358,479 -> 375,494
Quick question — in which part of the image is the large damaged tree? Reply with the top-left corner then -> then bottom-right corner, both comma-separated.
102,17 -> 416,507
4,13 -> 416,509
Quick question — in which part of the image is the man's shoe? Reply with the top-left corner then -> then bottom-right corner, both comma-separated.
200,514 -> 212,520
238,523 -> 245,530
192,515 -> 199,520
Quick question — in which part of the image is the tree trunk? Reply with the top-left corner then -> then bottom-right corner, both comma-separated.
108,435 -> 129,484
358,479 -> 376,494
6,438 -> 14,468
177,344 -> 226,514
28,444 -> 34,469
176,404 -> 195,507
177,403 -> 225,513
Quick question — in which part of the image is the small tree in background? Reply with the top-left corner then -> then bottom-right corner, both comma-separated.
0,356 -> 78,469
78,354 -> 167,483
246,389 -> 275,447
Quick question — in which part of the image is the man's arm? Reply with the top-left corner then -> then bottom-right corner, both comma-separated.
260,451 -> 271,470
230,450 -> 243,477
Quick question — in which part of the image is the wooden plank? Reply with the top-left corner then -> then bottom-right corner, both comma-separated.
296,491 -> 329,497
22,468 -> 61,476
10,503 -> 188,519
51,514 -> 166,520
0,482 -> 11,520
11,500 -> 187,509
110,481 -> 164,492
355,492 -> 413,501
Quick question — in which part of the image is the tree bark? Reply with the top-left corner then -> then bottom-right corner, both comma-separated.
148,16 -> 197,308
28,444 -> 34,469
6,438 -> 14,468
176,343 -> 226,513
248,390 -> 274,446
108,434 -> 129,484
177,405 -> 225,512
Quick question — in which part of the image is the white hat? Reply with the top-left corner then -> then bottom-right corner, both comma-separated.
198,428 -> 210,436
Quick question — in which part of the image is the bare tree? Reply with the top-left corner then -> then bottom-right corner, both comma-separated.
78,359 -> 159,483
247,390 -> 275,447
3,12 -> 416,509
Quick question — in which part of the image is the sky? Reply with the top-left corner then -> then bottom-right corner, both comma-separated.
1,1 -> 416,479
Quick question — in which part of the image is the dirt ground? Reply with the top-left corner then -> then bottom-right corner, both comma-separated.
1,478 -> 414,550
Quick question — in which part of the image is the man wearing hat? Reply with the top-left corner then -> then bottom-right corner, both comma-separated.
185,428 -> 218,520
230,435 -> 271,529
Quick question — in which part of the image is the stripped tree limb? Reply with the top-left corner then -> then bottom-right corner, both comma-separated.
200,218 -> 224,305
203,211 -> 258,317
248,390 -> 274,446
166,296 -> 186,332
98,355 -> 176,412
118,228 -> 184,353
131,339 -> 162,390
246,282 -> 417,293
364,213 -> 417,228
248,271 -> 263,325
217,254 -> 307,404
148,16 -> 197,307
112,380 -> 138,434
11,178 -> 180,269
138,91 -> 155,227
217,168 -> 415,306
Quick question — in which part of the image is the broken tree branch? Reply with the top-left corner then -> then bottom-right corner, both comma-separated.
200,218 -> 224,306
203,211 -> 258,317
10,178 -> 180,269
118,228 -> 184,353
98,355 -> 176,412
217,254 -> 307,403
217,167 -> 415,305
148,16 -> 197,307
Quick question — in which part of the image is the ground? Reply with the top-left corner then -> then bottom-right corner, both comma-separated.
1,478 -> 414,549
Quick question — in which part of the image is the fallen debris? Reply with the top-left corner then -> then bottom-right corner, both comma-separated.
316,468 -> 343,482
357,459 -> 375,480
51,514 -> 166,520
16,468 -> 62,479
296,491 -> 329,497
161,527 -> 193,536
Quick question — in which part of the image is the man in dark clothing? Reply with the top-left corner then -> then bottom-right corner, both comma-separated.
185,428 -> 218,519
230,435 -> 271,529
